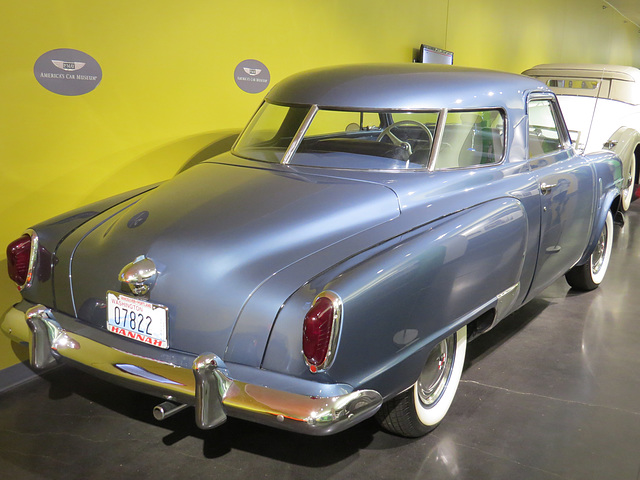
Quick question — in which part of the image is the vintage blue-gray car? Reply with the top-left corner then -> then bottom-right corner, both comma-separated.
2,64 -> 623,437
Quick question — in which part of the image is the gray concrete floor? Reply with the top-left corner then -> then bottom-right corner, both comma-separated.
1,202 -> 640,480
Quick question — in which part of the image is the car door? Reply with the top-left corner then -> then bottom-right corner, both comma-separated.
526,94 -> 596,295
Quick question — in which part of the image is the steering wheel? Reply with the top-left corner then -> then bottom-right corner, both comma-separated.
376,120 -> 434,155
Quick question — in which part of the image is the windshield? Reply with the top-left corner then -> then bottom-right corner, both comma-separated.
233,102 -> 440,169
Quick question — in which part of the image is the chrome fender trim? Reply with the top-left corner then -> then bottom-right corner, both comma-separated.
495,283 -> 520,321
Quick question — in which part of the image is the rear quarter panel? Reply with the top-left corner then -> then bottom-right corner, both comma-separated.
262,197 -> 529,399
575,150 -> 623,266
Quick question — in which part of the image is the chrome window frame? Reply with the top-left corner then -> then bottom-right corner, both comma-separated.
282,105 -> 319,165
525,92 -> 572,160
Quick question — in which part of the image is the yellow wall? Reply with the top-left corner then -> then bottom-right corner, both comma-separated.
1,0 -> 639,369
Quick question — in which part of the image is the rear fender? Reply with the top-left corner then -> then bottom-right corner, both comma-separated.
574,151 -> 622,267
574,189 -> 619,268
262,197 -> 529,399
18,184 -> 159,306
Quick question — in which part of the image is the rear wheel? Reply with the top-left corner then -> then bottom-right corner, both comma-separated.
375,325 -> 467,437
565,210 -> 613,291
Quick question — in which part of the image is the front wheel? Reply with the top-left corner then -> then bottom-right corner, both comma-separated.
565,210 -> 613,291
375,325 -> 467,437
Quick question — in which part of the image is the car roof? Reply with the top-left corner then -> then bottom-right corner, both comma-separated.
265,63 -> 549,111
523,63 -> 640,83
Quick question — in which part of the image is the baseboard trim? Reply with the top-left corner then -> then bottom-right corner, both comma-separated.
0,361 -> 37,394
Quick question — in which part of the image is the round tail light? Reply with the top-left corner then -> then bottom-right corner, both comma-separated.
7,234 -> 34,289
302,292 -> 342,372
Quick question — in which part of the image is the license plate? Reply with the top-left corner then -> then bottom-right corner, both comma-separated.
106,291 -> 169,349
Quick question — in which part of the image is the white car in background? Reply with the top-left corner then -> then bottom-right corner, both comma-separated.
523,64 -> 640,210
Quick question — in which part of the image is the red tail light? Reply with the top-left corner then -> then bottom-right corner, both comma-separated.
7,234 -> 33,288
302,292 -> 342,372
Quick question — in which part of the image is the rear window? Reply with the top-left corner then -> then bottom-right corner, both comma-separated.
234,102 -> 441,169
233,103 -> 505,170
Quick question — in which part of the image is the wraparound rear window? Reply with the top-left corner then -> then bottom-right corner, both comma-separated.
233,103 -> 504,170
234,103 -> 440,169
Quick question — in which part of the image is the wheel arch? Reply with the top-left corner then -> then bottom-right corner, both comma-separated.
575,189 -> 620,268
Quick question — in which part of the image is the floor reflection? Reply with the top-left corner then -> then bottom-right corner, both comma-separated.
2,204 -> 640,479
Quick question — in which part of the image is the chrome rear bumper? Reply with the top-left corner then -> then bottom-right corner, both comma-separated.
2,304 -> 382,436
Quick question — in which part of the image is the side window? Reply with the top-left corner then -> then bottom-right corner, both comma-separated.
528,99 -> 564,158
433,109 -> 504,169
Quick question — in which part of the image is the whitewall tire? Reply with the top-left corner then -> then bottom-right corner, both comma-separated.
376,325 -> 467,437
566,210 -> 613,291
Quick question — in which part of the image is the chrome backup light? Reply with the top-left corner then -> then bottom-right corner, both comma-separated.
6,230 -> 38,291
302,291 -> 342,373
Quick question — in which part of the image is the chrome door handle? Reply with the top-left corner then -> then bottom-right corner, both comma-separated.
540,182 -> 557,195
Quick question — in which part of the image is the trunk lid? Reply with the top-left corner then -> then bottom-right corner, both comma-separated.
68,161 -> 400,357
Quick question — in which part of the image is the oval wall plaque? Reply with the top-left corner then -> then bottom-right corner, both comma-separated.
234,59 -> 270,94
34,48 -> 102,96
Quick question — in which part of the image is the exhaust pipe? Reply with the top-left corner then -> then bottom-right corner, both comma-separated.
153,401 -> 188,421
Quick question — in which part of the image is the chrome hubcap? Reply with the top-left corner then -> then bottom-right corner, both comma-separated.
417,335 -> 456,407
591,223 -> 608,275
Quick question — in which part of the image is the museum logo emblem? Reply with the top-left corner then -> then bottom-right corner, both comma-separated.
52,60 -> 86,72
235,59 -> 270,94
34,48 -> 102,96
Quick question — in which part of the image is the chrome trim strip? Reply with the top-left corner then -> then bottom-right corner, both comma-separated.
12,305 -> 382,436
427,109 -> 448,171
114,364 -> 183,385
495,283 -> 520,321
282,104 -> 319,165
17,229 -> 38,292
